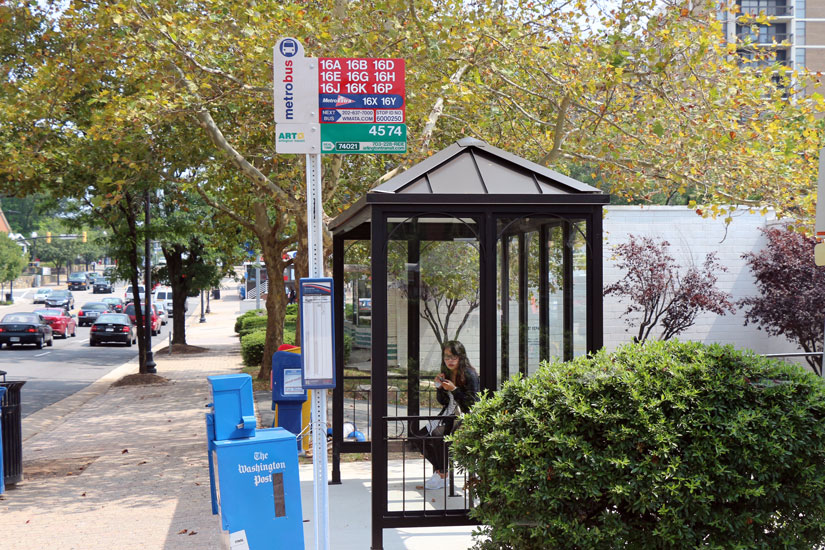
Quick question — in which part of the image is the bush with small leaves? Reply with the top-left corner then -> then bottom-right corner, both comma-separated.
451,340 -> 825,550
240,330 -> 267,366
239,315 -> 268,337
234,309 -> 265,334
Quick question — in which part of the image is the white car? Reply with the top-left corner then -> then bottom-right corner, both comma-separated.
33,288 -> 53,304
155,302 -> 168,326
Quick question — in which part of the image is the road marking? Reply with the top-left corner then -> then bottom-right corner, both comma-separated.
80,339 -> 89,343
34,351 -> 50,357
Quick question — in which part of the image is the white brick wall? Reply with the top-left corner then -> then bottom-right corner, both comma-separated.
603,206 -> 800,357
383,205 -> 807,375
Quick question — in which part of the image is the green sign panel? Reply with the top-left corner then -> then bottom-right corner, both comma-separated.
320,124 -> 407,154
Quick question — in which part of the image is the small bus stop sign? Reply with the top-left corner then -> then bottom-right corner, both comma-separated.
299,278 -> 335,389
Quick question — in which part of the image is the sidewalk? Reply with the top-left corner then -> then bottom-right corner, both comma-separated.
0,287 -> 476,550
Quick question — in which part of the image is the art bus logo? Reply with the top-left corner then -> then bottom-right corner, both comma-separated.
278,131 -> 306,143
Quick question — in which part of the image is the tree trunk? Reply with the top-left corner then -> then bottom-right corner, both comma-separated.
162,244 -> 190,345
122,195 -> 148,372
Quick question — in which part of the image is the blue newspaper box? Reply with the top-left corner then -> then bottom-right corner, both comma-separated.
208,374 -> 257,440
205,374 -> 304,549
0,386 -> 5,495
271,351 -> 307,449
212,428 -> 304,549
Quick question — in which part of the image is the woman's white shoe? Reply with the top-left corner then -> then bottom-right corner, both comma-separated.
424,471 -> 446,490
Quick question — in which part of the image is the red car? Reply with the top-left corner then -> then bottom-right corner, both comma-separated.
124,303 -> 161,336
33,308 -> 77,339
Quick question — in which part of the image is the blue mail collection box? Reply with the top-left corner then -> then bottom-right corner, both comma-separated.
212,429 -> 304,550
206,374 -> 304,550
271,351 -> 307,448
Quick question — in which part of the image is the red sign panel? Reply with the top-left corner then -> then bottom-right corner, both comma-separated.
318,58 -> 405,123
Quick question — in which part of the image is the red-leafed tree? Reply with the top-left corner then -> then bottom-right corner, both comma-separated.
605,235 -> 735,343
740,227 -> 825,374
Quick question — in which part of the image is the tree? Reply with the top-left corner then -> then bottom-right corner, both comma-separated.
36,237 -> 83,284
389,240 -> 480,347
740,227 -> 825,374
0,233 -> 27,287
605,235 -> 735,342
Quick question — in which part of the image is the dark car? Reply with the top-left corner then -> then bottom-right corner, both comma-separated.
77,302 -> 110,327
101,297 -> 124,312
90,313 -> 136,347
0,312 -> 54,349
124,302 -> 161,335
93,277 -> 114,294
33,308 -> 77,338
46,289 -> 74,310
67,272 -> 88,291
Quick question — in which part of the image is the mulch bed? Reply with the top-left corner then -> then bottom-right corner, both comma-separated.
111,373 -> 171,387
153,344 -> 209,355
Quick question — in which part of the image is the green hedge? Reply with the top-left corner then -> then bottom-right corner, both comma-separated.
239,315 -> 268,337
234,309 -> 265,333
452,340 -> 825,550
286,303 -> 298,316
240,330 -> 267,366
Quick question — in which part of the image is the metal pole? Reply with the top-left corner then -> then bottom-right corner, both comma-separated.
200,290 -> 206,323
306,152 -> 329,550
255,263 -> 261,310
144,191 -> 156,373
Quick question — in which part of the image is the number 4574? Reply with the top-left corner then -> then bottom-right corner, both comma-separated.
367,125 -> 403,137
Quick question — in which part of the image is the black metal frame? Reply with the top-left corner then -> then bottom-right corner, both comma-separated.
330,141 -> 608,550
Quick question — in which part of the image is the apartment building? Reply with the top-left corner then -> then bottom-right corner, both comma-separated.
718,0 -> 825,73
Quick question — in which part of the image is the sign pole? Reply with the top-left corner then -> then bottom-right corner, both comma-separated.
306,152 -> 330,550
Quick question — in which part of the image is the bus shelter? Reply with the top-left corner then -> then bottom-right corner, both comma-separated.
329,138 -> 609,549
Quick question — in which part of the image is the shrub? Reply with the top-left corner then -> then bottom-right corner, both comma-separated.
239,315 -> 268,337
343,332 -> 352,363
286,303 -> 298,316
234,309 -> 265,333
240,330 -> 267,366
451,340 -> 825,550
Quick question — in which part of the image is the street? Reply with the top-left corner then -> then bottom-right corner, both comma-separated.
0,282 -> 185,417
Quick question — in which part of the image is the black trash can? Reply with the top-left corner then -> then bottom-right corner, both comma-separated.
0,379 -> 26,485
212,288 -> 221,300
4,293 -> 11,302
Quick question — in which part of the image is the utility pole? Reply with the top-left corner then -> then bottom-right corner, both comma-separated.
144,191 -> 156,374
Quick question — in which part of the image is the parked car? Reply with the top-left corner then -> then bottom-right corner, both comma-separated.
124,302 -> 161,335
67,272 -> 88,291
92,277 -> 114,294
155,302 -> 168,326
33,288 -> 52,304
77,302 -> 110,327
153,287 -> 186,317
124,285 -> 145,303
101,296 -> 124,313
33,308 -> 77,338
90,313 -> 136,347
46,289 -> 74,310
0,312 -> 53,349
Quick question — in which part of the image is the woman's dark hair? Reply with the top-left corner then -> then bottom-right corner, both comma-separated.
442,340 -> 475,388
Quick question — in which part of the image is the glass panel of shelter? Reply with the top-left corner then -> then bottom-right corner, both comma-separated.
342,240 -> 373,441
496,216 -> 589,389
385,214 -> 481,513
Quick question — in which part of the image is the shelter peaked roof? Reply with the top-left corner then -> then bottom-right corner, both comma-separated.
370,137 -> 602,196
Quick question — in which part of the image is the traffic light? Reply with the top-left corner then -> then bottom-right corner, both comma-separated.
46,231 -> 51,243
82,231 -> 87,243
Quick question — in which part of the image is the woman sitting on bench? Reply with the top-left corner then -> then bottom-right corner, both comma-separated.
414,340 -> 479,490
